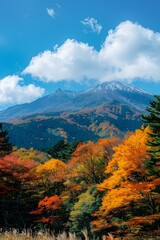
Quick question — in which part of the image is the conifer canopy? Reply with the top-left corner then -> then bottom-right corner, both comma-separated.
141,95 -> 160,176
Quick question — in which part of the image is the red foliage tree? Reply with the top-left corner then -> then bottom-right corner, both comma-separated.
30,195 -> 64,229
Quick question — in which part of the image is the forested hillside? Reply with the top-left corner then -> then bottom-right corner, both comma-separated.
4,102 -> 142,149
0,96 -> 160,239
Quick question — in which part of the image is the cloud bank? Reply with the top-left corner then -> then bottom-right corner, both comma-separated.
0,75 -> 44,105
81,17 -> 102,34
24,21 -> 160,83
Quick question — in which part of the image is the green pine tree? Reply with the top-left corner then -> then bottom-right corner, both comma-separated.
141,95 -> 160,177
0,123 -> 12,157
46,140 -> 80,162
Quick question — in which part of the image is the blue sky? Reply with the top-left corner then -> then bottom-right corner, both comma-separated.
0,0 -> 160,109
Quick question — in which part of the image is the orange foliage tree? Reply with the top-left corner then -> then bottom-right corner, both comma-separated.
30,195 -> 64,230
92,127 -> 160,236
68,137 -> 118,185
62,138 -> 118,208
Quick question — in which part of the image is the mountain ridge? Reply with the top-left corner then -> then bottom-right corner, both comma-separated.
0,81 -> 153,123
0,81 -> 153,149
4,102 -> 142,149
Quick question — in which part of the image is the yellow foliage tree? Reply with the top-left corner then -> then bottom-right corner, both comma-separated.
36,158 -> 67,193
37,158 -> 67,182
13,147 -> 50,163
92,127 -> 160,236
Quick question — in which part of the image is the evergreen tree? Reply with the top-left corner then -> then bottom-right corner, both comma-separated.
0,123 -> 12,157
46,140 -> 80,162
141,95 -> 160,176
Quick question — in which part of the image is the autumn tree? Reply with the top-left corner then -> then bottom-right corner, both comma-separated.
30,195 -> 65,232
68,137 -> 118,186
69,185 -> 102,238
92,128 -> 160,237
36,158 -> 67,195
141,95 -> 160,177
13,147 -> 50,163
61,137 -> 118,235
0,153 -> 39,229
0,123 -> 12,157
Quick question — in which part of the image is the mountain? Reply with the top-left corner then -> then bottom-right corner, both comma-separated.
72,81 -> 152,111
0,81 -> 153,123
4,102 -> 142,149
0,81 -> 154,149
0,89 -> 77,122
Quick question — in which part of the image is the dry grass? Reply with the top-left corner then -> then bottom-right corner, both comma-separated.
0,230 -> 81,240
0,230 -> 62,240
0,230 -> 159,240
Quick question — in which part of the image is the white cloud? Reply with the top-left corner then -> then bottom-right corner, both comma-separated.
81,17 -> 102,34
23,39 -> 99,82
23,21 -> 160,83
47,8 -> 55,18
0,75 -> 45,105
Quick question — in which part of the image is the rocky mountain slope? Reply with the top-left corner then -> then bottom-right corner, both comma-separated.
0,81 -> 152,122
1,81 -> 153,149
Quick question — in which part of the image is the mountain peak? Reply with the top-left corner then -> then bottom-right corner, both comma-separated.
56,88 -> 63,92
54,88 -> 77,97
0,81 -> 153,122
94,81 -> 151,95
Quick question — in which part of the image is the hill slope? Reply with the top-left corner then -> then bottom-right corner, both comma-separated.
1,81 -> 153,149
4,103 -> 142,149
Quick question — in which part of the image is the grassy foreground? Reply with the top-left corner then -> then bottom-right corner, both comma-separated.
0,230 -> 160,240
0,231 -> 77,240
